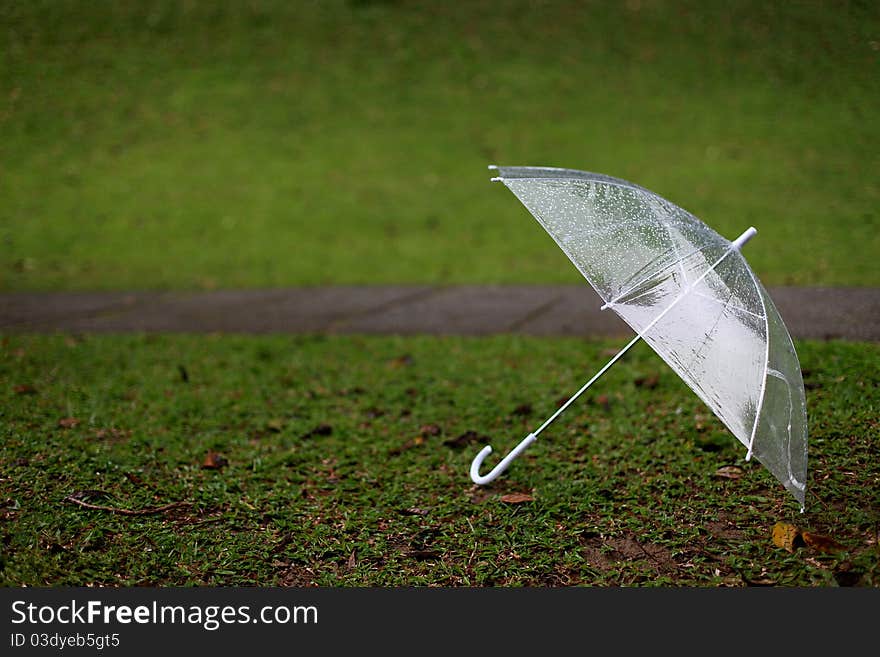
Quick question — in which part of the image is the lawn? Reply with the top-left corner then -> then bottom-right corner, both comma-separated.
1,334 -> 877,586
2,0 -> 878,290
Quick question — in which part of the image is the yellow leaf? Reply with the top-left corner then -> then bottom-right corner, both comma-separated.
772,522 -> 801,552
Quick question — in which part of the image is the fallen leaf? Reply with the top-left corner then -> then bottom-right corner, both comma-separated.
266,418 -> 284,433
388,354 -> 414,368
13,384 -> 37,395
634,375 -> 659,389
400,507 -> 429,516
419,424 -> 441,437
714,465 -> 743,480
68,489 -> 112,502
443,430 -> 487,449
500,493 -> 534,504
771,521 -> 805,552
802,531 -> 846,553
512,403 -> 533,417
301,423 -> 332,439
202,451 -> 228,470
58,417 -> 80,429
594,394 -> 611,411
347,550 -> 357,570
389,436 -> 425,455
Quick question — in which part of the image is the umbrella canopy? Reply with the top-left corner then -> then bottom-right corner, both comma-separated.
473,165 -> 808,508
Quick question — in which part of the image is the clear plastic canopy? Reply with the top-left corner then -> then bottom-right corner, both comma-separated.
492,166 -> 808,506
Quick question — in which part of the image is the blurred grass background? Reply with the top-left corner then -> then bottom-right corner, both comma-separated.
1,0 -> 878,291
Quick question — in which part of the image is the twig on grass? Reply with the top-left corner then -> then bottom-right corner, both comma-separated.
64,496 -> 190,516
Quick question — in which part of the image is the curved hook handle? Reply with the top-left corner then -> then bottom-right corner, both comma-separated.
470,433 -> 537,485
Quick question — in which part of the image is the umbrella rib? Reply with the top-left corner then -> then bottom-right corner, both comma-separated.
744,265 -> 770,462
601,243 -> 714,310
767,368 -> 805,494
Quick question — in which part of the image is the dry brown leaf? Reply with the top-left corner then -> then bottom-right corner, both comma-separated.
771,521 -> 803,552
301,423 -> 332,439
400,507 -> 429,516
202,451 -> 228,470
57,417 -> 80,429
512,403 -> 533,417
419,424 -> 441,437
714,465 -> 743,480
745,576 -> 777,586
443,430 -> 487,449
13,384 -> 37,395
802,531 -> 845,553
634,375 -> 659,389
388,354 -> 414,368
500,493 -> 534,504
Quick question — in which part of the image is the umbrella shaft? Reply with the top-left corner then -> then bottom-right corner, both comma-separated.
533,231 -> 753,438
533,332 -> 643,437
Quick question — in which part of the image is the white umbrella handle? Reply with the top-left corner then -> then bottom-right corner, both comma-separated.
470,433 -> 537,485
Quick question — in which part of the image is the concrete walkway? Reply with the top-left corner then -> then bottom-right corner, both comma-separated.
1,286 -> 878,341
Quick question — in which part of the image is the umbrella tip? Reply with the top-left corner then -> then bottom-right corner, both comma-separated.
731,226 -> 758,251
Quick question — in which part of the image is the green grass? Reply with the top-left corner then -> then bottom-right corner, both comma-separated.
2,0 -> 878,291
2,333 -> 877,586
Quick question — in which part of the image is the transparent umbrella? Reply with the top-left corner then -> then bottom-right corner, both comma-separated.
469,166 -> 808,510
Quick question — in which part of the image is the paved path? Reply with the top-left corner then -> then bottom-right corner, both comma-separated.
2,286 -> 878,341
